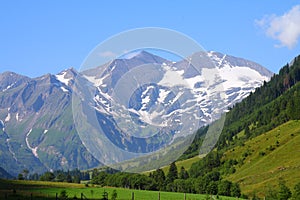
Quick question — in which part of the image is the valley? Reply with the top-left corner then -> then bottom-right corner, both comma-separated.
0,52 -> 299,199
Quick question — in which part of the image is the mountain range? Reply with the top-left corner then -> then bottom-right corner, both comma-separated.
0,51 -> 273,176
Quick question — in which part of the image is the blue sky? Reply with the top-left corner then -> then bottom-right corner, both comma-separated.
1,1 -> 300,77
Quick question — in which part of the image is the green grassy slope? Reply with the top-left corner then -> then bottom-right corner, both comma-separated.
144,155 -> 203,175
223,120 -> 300,196
0,179 -> 241,200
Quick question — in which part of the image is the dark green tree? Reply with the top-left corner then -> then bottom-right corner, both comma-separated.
278,180 -> 292,200
111,190 -> 117,200
152,168 -> 166,190
40,172 -> 55,181
55,173 -> 66,182
265,184 -> 278,200
293,182 -> 300,199
63,174 -> 72,183
179,166 -> 189,179
218,180 -> 231,196
73,175 -> 80,183
17,173 -> 24,180
92,168 -> 99,178
166,162 -> 178,183
166,182 -> 176,192
59,190 -> 68,200
230,183 -> 241,198
206,182 -> 218,195
174,179 -> 187,193
194,177 -> 206,194
91,171 -> 108,186
244,125 -> 250,138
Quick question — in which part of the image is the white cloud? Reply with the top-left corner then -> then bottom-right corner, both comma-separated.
99,51 -> 117,58
256,5 -> 300,49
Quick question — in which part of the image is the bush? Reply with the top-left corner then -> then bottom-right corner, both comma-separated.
59,190 -> 68,199
293,182 -> 300,199
278,180 -> 291,200
111,190 -> 118,200
259,151 -> 266,156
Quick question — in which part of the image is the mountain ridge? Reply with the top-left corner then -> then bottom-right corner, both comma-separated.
0,51 -> 272,176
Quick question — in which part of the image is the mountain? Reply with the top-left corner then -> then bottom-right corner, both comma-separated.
186,54 -> 300,197
0,51 -> 272,176
78,50 -> 272,168
0,166 -> 14,179
0,69 -> 100,176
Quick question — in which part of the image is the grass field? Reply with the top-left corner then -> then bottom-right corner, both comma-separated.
0,179 -> 242,200
3,122 -> 299,199
144,155 -> 204,176
224,120 -> 300,197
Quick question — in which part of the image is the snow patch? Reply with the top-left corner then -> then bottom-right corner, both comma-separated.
5,113 -> 11,122
141,86 -> 155,110
158,65 -> 189,88
2,82 -> 16,92
83,70 -> 111,87
25,129 -> 39,158
6,138 -> 17,161
219,65 -> 269,92
55,71 -> 71,86
60,87 -> 69,93
185,75 -> 204,88
15,113 -> 20,121
157,89 -> 170,103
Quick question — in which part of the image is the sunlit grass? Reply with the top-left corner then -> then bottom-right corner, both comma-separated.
224,120 -> 300,197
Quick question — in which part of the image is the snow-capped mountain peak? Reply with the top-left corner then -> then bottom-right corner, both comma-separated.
0,50 -> 273,175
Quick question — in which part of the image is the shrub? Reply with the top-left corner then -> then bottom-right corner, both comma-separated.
59,190 -> 68,199
111,190 -> 118,200
259,151 -> 266,156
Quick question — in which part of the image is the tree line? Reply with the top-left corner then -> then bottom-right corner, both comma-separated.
91,152 -> 243,198
18,168 -> 90,183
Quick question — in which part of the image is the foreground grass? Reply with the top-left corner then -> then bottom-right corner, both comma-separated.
224,120 -> 300,197
0,179 -> 241,200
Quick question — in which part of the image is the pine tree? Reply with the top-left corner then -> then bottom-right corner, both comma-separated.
278,179 -> 292,200
18,173 -> 24,180
166,162 -> 178,183
244,125 -> 250,138
153,168 -> 166,190
230,183 -> 241,198
179,166 -> 189,179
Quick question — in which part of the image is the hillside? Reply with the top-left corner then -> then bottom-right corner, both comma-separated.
184,54 -> 300,198
0,53 -> 298,198
0,167 -> 13,179
218,55 -> 300,150
144,155 -> 204,176
224,120 -> 300,196
183,55 -> 300,159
